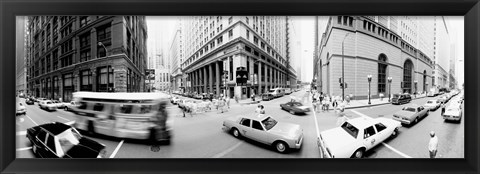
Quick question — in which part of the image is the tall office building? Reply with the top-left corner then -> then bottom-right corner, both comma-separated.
26,16 -> 148,101
170,19 -> 184,92
433,16 -> 451,89
16,16 -> 28,95
179,16 -> 296,99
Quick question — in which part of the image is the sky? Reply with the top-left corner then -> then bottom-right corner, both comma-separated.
145,16 -> 464,86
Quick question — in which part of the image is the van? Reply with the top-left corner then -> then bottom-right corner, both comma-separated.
391,94 -> 412,105
268,88 -> 285,98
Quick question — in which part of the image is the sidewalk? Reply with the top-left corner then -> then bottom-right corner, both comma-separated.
329,94 -> 429,110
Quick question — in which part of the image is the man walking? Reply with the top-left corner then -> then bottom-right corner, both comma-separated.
428,131 -> 438,158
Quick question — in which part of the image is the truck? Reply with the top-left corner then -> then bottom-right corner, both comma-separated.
428,87 -> 439,97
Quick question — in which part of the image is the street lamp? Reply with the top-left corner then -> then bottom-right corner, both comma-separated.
367,75 -> 372,105
342,33 -> 351,102
387,77 -> 392,102
97,42 -> 108,57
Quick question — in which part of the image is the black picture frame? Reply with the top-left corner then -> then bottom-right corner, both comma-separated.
1,0 -> 479,174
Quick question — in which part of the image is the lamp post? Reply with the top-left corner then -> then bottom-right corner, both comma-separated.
97,42 -> 108,57
367,75 -> 372,105
387,77 -> 392,102
342,33 -> 350,102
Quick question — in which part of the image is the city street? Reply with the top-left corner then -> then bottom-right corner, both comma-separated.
15,89 -> 464,158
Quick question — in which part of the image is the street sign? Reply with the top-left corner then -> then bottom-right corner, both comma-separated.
145,69 -> 155,80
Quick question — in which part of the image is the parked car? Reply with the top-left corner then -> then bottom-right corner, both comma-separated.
52,100 -> 65,109
64,101 -> 80,111
392,105 -> 429,126
26,122 -> 106,158
318,117 -> 401,158
391,94 -> 412,105
25,98 -> 35,105
284,88 -> 293,95
442,105 -> 462,122
424,100 -> 441,111
438,96 -> 448,104
39,100 -> 57,111
222,114 -> 303,153
261,93 -> 275,101
280,101 -> 310,115
16,102 -> 27,115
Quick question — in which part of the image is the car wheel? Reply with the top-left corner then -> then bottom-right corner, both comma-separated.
352,148 -> 365,158
232,128 -> 241,138
391,128 -> 399,138
149,128 -> 159,144
64,107 -> 68,111
415,118 -> 419,124
274,141 -> 289,153
289,110 -> 295,115
87,121 -> 95,135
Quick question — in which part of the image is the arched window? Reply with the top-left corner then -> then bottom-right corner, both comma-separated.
403,59 -> 413,93
378,54 -> 388,94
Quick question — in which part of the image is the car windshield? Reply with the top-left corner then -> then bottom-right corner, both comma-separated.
262,117 -> 278,131
393,94 -> 400,98
341,122 -> 359,139
57,128 -> 82,153
269,89 -> 275,93
403,107 -> 416,112
292,103 -> 303,107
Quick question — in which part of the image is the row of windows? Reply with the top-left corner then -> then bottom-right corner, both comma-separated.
362,19 -> 400,45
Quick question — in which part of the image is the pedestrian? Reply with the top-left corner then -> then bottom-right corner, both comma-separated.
428,131 -> 438,158
325,96 -> 331,111
218,98 -> 225,113
259,105 -> 266,114
226,97 -> 231,109
251,93 -> 255,102
235,95 -> 239,103
441,102 -> 446,115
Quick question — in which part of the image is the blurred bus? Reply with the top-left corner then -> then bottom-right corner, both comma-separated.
71,92 -> 172,144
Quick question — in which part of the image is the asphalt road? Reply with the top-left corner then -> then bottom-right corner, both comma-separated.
16,89 -> 464,158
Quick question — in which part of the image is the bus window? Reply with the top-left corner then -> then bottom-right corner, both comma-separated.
78,102 -> 88,110
140,105 -> 152,114
120,105 -> 133,114
93,103 -> 104,111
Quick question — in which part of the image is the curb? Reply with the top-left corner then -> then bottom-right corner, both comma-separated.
339,96 -> 429,110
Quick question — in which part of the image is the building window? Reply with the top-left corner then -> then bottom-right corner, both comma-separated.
97,24 -> 111,43
61,24 -> 72,38
228,30 -> 233,38
403,60 -> 413,93
53,76 -> 59,99
61,55 -> 73,68
52,50 -> 58,70
46,55 -> 51,72
127,68 -> 132,92
217,36 -> 223,44
338,16 -> 342,24
61,40 -> 73,54
63,73 -> 74,102
80,70 -> 92,91
378,54 -> 388,94
246,30 -> 250,39
79,16 -> 91,27
254,36 -> 258,45
229,17 -> 233,24
80,33 -> 90,48
80,50 -> 91,62
97,66 -> 114,92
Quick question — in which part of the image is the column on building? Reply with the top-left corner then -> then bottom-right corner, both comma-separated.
209,63 -> 213,94
203,66 -> 207,93
215,61 -> 220,97
248,56 -> 254,95
224,57 -> 230,98
258,61 -> 262,94
265,65 -> 270,91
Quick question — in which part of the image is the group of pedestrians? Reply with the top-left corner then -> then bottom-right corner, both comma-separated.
311,92 -> 343,113
181,95 -> 231,117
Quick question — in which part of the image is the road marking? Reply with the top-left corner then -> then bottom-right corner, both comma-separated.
311,103 -> 321,139
16,131 -> 27,136
57,116 -> 70,121
212,141 -> 243,158
381,142 -> 412,158
16,147 -> 32,151
109,140 -> 124,158
64,121 -> 75,125
25,115 -> 38,126
350,109 -> 372,119
351,110 -> 412,158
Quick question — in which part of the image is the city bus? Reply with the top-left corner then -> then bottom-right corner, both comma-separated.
71,92 -> 172,144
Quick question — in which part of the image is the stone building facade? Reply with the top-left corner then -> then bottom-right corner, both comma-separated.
316,16 -> 435,100
26,16 -> 147,101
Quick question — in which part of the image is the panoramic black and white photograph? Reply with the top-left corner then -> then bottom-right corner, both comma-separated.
15,16 -> 464,158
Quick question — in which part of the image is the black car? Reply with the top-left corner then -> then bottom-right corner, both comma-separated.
280,101 -> 311,115
391,94 -> 412,105
25,98 -> 35,105
262,93 -> 275,101
26,122 -> 106,158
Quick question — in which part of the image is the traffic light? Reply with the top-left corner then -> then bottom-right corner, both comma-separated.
339,77 -> 342,84
340,83 -> 343,89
